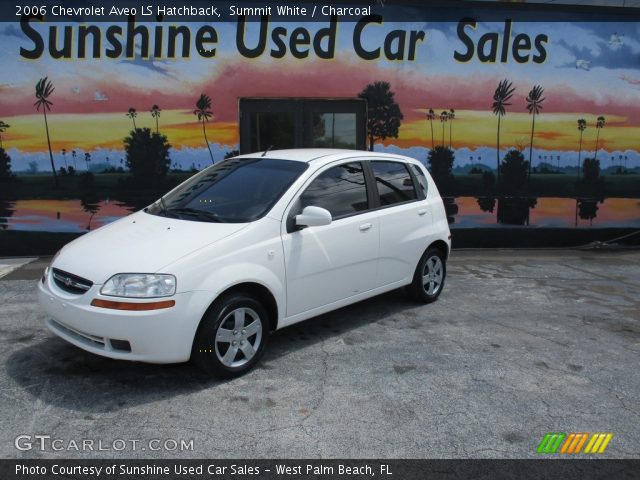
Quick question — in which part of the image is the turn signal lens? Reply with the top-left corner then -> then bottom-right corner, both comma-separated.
91,299 -> 175,311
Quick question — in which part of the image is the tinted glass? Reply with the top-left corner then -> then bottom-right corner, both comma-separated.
371,161 -> 417,206
147,158 -> 307,223
411,164 -> 429,197
300,162 -> 368,218
311,113 -> 357,149
250,112 -> 294,152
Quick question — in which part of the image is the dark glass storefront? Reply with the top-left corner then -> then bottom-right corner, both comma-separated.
239,98 -> 367,153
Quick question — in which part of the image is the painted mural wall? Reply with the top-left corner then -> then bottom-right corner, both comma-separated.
0,3 -> 639,252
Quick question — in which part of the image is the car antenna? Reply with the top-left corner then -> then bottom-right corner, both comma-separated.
261,145 -> 273,157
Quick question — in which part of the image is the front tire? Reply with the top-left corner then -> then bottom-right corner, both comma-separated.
192,294 -> 269,378
408,248 -> 446,303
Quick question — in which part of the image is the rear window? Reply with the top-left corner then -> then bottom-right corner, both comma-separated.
147,158 -> 307,223
371,161 -> 418,206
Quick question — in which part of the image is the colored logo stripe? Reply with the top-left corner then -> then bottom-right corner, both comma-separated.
560,433 -> 589,454
537,433 -> 566,454
537,432 -> 613,454
584,433 -> 613,454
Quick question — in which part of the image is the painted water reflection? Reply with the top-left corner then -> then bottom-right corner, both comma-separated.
0,197 -> 638,232
0,199 -> 133,232
450,197 -> 640,228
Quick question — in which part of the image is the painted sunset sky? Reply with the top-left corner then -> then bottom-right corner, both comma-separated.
1,16 -> 639,171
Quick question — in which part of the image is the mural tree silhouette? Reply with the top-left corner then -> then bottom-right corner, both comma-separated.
61,148 -> 67,169
448,108 -> 455,149
84,152 -> 91,171
582,157 -> 600,183
525,84 -> 545,180
426,109 -> 436,149
427,145 -> 455,191
577,118 -> 587,177
71,149 -> 77,169
439,110 -> 448,147
194,93 -> 215,164
501,149 -> 529,191
492,79 -> 515,183
150,104 -> 161,134
124,128 -> 171,181
0,121 -> 10,149
126,107 -> 138,130
358,81 -> 403,151
34,77 -> 58,187
0,148 -> 12,180
594,116 -> 605,161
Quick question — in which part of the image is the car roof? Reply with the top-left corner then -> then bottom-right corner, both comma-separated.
233,148 -> 419,167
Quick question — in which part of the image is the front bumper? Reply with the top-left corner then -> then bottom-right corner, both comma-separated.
37,271 -> 212,363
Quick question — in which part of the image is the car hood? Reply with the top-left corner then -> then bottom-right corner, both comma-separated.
53,211 -> 248,284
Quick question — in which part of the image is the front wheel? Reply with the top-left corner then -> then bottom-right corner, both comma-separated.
407,248 -> 446,303
192,294 -> 269,378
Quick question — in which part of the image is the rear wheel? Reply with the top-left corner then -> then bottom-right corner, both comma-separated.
192,294 -> 268,378
408,247 -> 446,303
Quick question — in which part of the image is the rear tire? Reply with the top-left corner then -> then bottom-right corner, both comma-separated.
192,294 -> 269,378
407,248 -> 446,303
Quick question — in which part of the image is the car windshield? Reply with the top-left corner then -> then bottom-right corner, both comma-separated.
146,158 -> 308,223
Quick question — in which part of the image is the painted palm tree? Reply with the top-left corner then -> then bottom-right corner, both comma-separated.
492,79 -> 515,182
0,121 -> 10,149
448,109 -> 455,149
84,152 -> 91,171
594,116 -> 605,160
126,107 -> 138,130
194,93 -> 215,164
577,118 -> 587,177
150,104 -> 161,134
426,109 -> 436,149
71,149 -> 77,169
439,110 -> 448,147
525,85 -> 545,179
61,148 -> 68,168
34,77 -> 58,186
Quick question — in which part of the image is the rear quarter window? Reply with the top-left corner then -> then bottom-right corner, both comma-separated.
411,164 -> 429,198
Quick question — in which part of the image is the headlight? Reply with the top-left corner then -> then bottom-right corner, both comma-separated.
100,274 -> 176,298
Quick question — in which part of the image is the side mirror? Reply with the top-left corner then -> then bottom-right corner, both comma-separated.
295,206 -> 332,228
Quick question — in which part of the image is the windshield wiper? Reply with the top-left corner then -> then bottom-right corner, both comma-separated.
166,207 -> 225,223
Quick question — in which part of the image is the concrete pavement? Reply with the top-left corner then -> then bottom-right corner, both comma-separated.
0,250 -> 639,458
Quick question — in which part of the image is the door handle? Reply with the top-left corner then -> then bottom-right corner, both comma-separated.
359,223 -> 373,231
418,209 -> 428,216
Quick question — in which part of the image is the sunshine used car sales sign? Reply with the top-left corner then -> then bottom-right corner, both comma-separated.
18,14 -> 547,64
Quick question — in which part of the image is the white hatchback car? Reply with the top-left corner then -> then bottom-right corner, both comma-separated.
39,149 -> 451,377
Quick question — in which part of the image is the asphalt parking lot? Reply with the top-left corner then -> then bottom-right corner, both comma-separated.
0,250 -> 639,459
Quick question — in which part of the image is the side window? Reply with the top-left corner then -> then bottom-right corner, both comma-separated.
371,161 -> 418,206
300,162 -> 369,218
411,164 -> 429,198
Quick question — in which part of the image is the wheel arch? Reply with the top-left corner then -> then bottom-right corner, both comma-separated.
428,239 -> 450,260
199,282 -> 279,334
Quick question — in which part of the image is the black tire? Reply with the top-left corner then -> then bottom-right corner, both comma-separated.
407,247 -> 447,303
192,294 -> 269,378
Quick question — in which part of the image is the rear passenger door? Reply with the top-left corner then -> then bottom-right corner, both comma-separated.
368,160 -> 432,287
281,161 -> 380,317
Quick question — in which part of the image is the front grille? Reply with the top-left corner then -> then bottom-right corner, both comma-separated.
52,268 -> 93,295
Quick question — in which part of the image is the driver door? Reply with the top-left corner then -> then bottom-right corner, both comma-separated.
281,162 -> 379,317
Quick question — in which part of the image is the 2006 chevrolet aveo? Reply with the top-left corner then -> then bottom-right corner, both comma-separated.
38,149 -> 451,377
